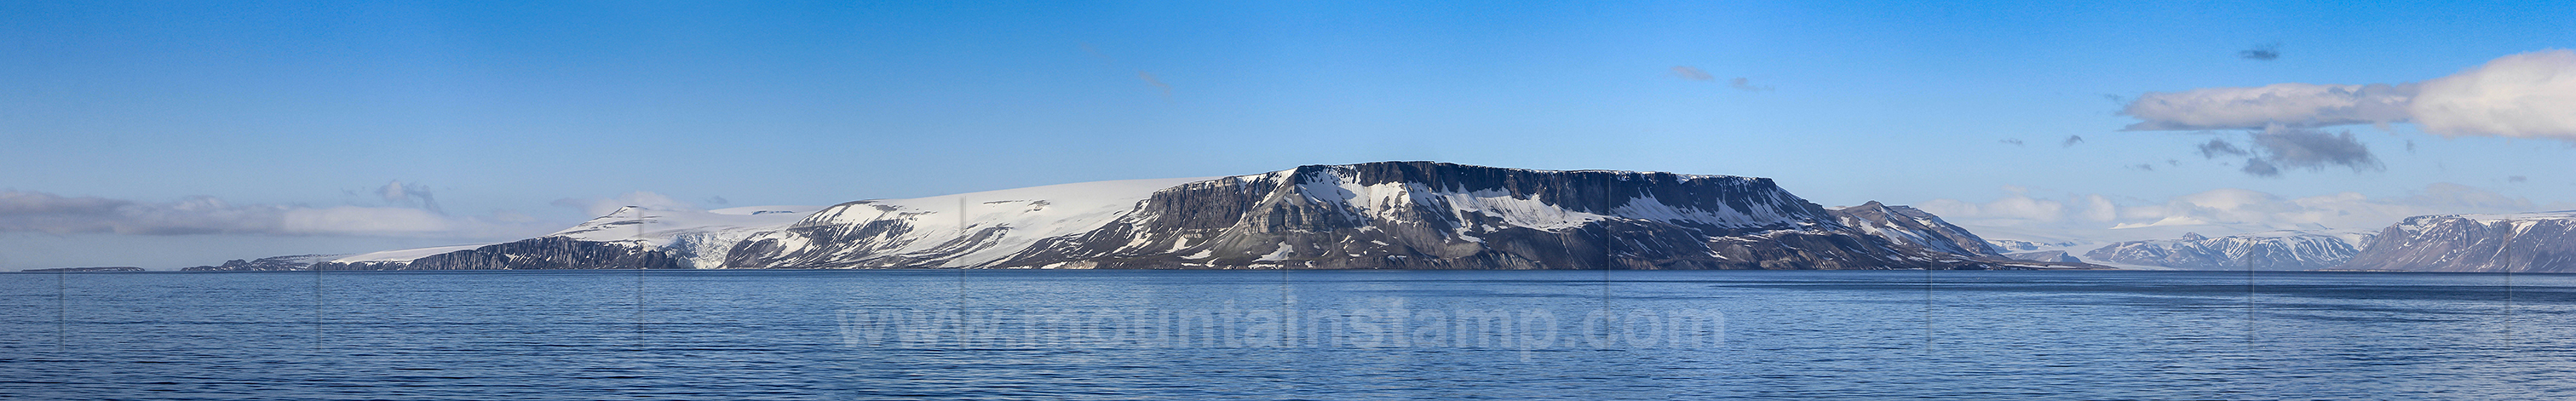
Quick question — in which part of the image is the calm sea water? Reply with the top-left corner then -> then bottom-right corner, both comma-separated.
3,269 -> 2570,399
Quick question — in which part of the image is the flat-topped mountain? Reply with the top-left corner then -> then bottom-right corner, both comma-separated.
244,162 -> 2091,271
731,162 -> 2053,270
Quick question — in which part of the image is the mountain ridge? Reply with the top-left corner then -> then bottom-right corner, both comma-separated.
2082,230 -> 2376,271
2339,211 -> 2576,272
220,162 -> 2102,271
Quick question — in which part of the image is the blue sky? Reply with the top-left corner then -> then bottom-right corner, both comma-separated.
4,1 -> 2573,268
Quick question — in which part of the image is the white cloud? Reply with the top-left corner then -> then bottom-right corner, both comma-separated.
2119,83 -> 2415,131
373,180 -> 441,213
2410,49 -> 2576,140
0,191 -> 548,238
1917,186 -> 2075,224
2122,49 -> 2576,140
2079,194 -> 2117,222
1919,183 -> 2572,240
281,207 -> 454,235
550,191 -> 699,217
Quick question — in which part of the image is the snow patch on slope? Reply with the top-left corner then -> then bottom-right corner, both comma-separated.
545,204 -> 821,268
1289,169 -> 1807,232
2462,210 -> 2576,226
790,177 -> 1218,267
549,205 -> 818,245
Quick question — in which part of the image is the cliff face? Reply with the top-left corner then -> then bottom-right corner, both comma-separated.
2340,212 -> 2576,272
727,162 -> 2020,270
2082,231 -> 2373,271
980,163 -> 1856,270
309,237 -> 683,271
183,254 -> 346,272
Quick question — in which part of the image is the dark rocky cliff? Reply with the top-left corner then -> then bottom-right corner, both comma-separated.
183,254 -> 346,272
309,237 -> 683,271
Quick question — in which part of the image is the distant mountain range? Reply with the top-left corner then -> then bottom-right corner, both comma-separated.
184,254 -> 348,272
173,162 -> 2575,272
2340,212 -> 2576,272
2081,230 -> 2376,271
21,266 -> 144,272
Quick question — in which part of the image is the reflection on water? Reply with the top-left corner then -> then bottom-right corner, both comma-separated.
1,270 -> 2568,399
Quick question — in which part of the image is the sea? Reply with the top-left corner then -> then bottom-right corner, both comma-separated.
3,269 -> 2569,399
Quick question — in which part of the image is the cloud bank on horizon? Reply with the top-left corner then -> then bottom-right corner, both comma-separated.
551,192 -> 704,218
1919,182 -> 2572,241
2121,49 -> 2576,140
0,186 -> 712,240
0,191 -> 526,238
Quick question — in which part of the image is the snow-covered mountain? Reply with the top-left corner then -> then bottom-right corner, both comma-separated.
308,205 -> 818,270
1825,201 -> 2004,259
279,162 -> 2092,271
729,162 -> 2044,269
1990,238 -> 2083,253
2004,250 -> 2082,263
544,205 -> 819,268
721,177 -> 1209,269
2080,230 -> 2375,271
2339,211 -> 2576,272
